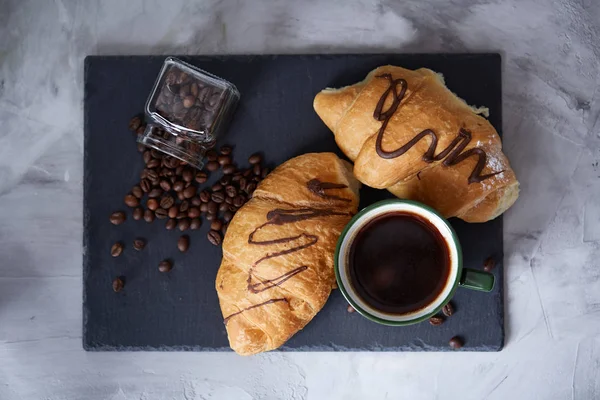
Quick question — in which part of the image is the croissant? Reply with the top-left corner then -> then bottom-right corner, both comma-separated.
313,65 -> 519,222
215,152 -> 360,355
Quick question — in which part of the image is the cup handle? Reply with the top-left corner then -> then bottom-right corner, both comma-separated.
458,268 -> 495,292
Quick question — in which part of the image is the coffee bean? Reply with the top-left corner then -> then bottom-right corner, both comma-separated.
218,176 -> 230,187
483,257 -> 496,272
199,190 -> 211,202
178,219 -> 191,231
228,204 -> 238,213
243,168 -> 252,177
195,171 -> 208,183
252,176 -> 261,183
219,202 -> 229,212
148,188 -> 163,198
183,186 -> 196,199
205,161 -> 219,171
147,198 -> 159,211
146,169 -> 159,183
155,208 -> 168,219
207,230 -> 222,246
112,277 -> 124,292
232,174 -> 242,182
220,145 -> 232,155
248,153 -> 262,165
140,179 -> 151,193
429,316 -> 445,326
449,336 -> 464,349
163,156 -> 180,169
158,260 -> 173,273
209,184 -> 221,193
132,207 -> 143,220
176,212 -> 187,219
110,211 -> 126,225
133,238 -> 146,251
190,218 -> 202,230
177,191 -> 185,201
233,195 -> 245,207
222,164 -> 236,175
221,223 -> 228,236
239,177 -> 247,191
166,218 -> 177,230
253,164 -> 261,176
159,180 -> 172,192
206,213 -> 215,221
182,168 -> 194,182
159,195 -> 174,210
144,209 -> 155,223
132,186 -> 143,199
151,149 -> 163,160
211,219 -> 223,231
246,182 -> 257,196
167,205 -> 178,219
173,181 -> 185,192
223,211 -> 234,222
347,305 -> 355,313
207,201 -> 218,214
225,185 -> 237,198
442,303 -> 454,317
225,196 -> 233,205
147,158 -> 161,169
200,203 -> 208,213
211,191 -> 225,203
129,116 -> 142,132
261,167 -> 270,179
111,242 -> 124,257
124,194 -> 139,208
179,200 -> 189,212
182,95 -> 195,108
206,150 -> 218,161
191,196 -> 201,206
176,235 -> 190,252
218,155 -> 231,166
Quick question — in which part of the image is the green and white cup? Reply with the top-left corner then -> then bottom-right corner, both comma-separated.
334,199 -> 495,326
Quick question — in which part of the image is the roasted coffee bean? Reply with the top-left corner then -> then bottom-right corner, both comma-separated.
206,213 -> 215,221
253,164 -> 261,176
221,223 -> 228,236
113,277 -> 125,292
131,187 -> 143,200
219,202 -> 229,212
133,238 -> 146,251
261,167 -> 270,179
218,155 -> 231,166
178,235 -> 190,252
200,190 -> 211,202
176,212 -> 187,219
155,208 -> 168,219
173,180 -> 185,192
144,209 -> 155,223
158,260 -> 173,273
163,156 -> 180,169
200,203 -> 208,213
111,242 -> 124,257
177,191 -> 185,201
252,176 -> 261,183
179,200 -> 189,212
110,211 -> 126,225
223,210 -> 234,222
228,204 -> 238,213
132,207 -> 143,220
129,116 -> 142,132
429,316 -> 445,326
151,149 -> 163,159
210,183 -> 222,193
166,218 -> 177,230
148,188 -> 163,198
190,218 -> 202,230
140,179 -> 151,193
225,196 -> 233,205
147,158 -> 161,169
243,168 -> 252,177
182,168 -> 194,183
222,164 -> 236,175
124,194 -> 139,207
183,185 -> 196,199
159,195 -> 175,209
206,150 -> 218,161
239,177 -> 247,191
483,257 -> 496,272
191,196 -> 201,206
167,205 -> 179,219
207,230 -> 222,246
147,198 -> 159,211
225,185 -> 237,198
211,219 -> 223,231
159,180 -> 172,191
211,191 -> 225,203
248,153 -> 262,165
183,95 -> 195,108
145,169 -> 159,182
206,161 -> 219,171
178,218 -> 191,232
195,171 -> 208,183
137,143 -> 146,152
207,201 -> 218,214
220,145 -> 232,155
232,174 -> 242,182
246,182 -> 257,195
442,303 -> 455,317
449,336 -> 464,349
233,195 -> 245,208
187,207 -> 200,218
347,305 -> 355,313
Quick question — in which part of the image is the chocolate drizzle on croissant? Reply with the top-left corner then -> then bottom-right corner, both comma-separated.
373,74 -> 503,184
307,179 -> 351,202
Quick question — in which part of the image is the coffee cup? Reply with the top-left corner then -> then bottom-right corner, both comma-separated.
335,199 -> 494,326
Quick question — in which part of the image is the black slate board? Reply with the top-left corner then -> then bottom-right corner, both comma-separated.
83,54 -> 504,351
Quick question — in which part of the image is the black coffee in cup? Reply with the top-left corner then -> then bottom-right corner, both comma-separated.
348,212 -> 450,315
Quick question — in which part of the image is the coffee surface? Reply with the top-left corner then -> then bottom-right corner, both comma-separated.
349,212 -> 450,315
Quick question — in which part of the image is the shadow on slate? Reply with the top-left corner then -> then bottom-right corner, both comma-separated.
83,54 -> 504,352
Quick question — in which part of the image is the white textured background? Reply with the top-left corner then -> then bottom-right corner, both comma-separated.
1,0 -> 599,399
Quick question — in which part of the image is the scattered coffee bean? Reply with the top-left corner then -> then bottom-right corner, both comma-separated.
206,213 -> 215,221
137,143 -> 145,152
143,150 -> 152,164
155,208 -> 168,219
133,238 -> 146,251
243,168 -> 252,177
132,207 -> 143,220
261,167 -> 270,179
206,150 -> 218,161
159,180 -> 172,192
195,171 -> 208,183
429,316 -> 445,326
347,305 -> 355,313
168,205 -> 178,219
483,257 -> 496,272
146,169 -> 159,183
225,196 -> 233,205
176,212 -> 187,219
148,188 -> 163,198
220,174 -> 232,185
158,260 -> 173,273
207,201 -> 218,214
111,242 -> 124,257
211,219 -> 223,231
219,202 -> 229,212
179,200 -> 189,212
239,177 -> 247,191
177,235 -> 190,252
232,174 -> 242,182
110,211 -> 126,225
206,161 -> 219,171
211,191 -> 225,203
183,185 -> 197,199
112,277 -> 125,292
140,179 -> 151,193
225,185 -> 237,198
228,204 -> 238,213
200,203 -> 208,213
220,145 -> 232,155
246,182 -> 257,196
190,218 -> 202,230
166,218 -> 177,230
442,303 -> 454,317
218,155 -> 231,166
182,168 -> 194,182
178,218 -> 191,231
253,164 -> 261,176
177,191 -> 185,201
173,181 -> 185,192
144,209 -> 155,223
188,207 -> 200,218
151,149 -> 163,160
147,198 -> 159,211
132,186 -> 143,199
207,230 -> 222,246
211,183 -> 223,192
222,164 -> 236,175
147,158 -> 160,169
223,210 -> 234,222
191,196 -> 201,206
200,190 -> 211,202
449,336 -> 464,349
248,153 -> 262,165
233,195 -> 245,207
221,223 -> 228,236
129,116 -> 142,132
160,195 -> 175,209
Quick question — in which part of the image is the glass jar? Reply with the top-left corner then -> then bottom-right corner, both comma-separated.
138,57 -> 240,169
